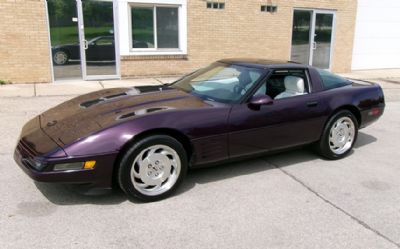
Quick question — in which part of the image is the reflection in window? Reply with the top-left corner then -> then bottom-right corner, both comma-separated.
94,37 -> 113,45
131,6 -> 179,49
131,7 -> 155,48
157,8 -> 179,48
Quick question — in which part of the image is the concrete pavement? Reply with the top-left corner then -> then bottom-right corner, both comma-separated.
1,98 -> 399,248
1,71 -> 400,248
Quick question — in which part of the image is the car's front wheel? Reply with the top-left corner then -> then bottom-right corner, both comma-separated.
316,110 -> 358,160
53,50 -> 69,65
118,135 -> 188,201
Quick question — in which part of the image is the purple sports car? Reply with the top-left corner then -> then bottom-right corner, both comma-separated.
14,59 -> 385,201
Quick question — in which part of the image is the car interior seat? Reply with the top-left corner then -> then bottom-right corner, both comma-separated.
238,70 -> 252,86
235,70 -> 253,95
266,76 -> 285,98
274,76 -> 306,99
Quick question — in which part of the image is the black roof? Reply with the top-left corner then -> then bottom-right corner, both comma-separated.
218,58 -> 305,69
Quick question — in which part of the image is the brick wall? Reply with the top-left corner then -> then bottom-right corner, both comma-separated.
0,0 -> 356,83
121,0 -> 357,78
0,0 -> 52,84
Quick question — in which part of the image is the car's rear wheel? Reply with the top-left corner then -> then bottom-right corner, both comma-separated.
53,50 -> 69,65
118,135 -> 188,201
316,110 -> 358,160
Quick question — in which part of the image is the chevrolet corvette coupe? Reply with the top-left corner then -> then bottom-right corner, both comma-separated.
14,59 -> 385,201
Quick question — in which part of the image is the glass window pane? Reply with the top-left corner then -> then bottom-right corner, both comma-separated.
131,7 -> 154,48
173,63 -> 264,103
47,0 -> 82,80
291,10 -> 312,64
156,7 -> 179,49
317,69 -> 350,90
83,0 -> 116,76
312,13 -> 333,69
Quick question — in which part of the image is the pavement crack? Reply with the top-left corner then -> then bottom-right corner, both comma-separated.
266,160 -> 400,248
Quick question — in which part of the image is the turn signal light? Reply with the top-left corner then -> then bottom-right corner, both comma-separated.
83,160 -> 96,169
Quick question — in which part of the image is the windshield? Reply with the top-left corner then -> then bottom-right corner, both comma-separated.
171,62 -> 266,103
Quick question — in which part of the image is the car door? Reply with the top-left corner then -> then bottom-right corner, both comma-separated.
228,69 -> 327,158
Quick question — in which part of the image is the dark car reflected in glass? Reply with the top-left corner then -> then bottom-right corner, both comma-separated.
52,36 -> 150,66
52,36 -> 117,65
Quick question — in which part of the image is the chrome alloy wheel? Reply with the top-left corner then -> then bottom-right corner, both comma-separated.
130,145 -> 181,196
329,117 -> 355,155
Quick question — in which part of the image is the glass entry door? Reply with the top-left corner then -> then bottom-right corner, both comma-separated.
47,0 -> 82,80
291,10 -> 335,70
79,0 -> 118,79
311,13 -> 334,69
47,0 -> 118,81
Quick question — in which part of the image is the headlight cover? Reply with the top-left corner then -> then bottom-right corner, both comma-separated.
53,162 -> 84,171
53,161 -> 96,171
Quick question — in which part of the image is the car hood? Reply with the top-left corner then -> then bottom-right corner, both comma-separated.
40,86 -> 210,146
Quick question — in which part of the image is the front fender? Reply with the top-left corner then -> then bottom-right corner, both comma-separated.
62,107 -> 230,157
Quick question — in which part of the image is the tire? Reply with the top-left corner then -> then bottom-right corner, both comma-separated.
118,135 -> 188,202
316,110 -> 358,160
53,50 -> 69,65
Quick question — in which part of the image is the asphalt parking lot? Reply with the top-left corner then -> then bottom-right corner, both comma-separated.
1,79 -> 400,249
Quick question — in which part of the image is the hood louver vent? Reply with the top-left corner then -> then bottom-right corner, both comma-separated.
80,89 -> 140,109
117,107 -> 171,120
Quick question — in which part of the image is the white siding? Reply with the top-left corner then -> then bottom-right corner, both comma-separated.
352,0 -> 400,70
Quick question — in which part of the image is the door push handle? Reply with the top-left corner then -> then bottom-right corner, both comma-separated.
84,40 -> 89,50
307,101 -> 318,107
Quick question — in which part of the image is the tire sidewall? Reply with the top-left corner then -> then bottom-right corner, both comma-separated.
118,135 -> 188,202
320,110 -> 358,160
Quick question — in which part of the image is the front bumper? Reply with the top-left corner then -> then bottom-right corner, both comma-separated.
14,142 -> 118,189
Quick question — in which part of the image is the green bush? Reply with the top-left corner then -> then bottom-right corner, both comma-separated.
0,80 -> 11,85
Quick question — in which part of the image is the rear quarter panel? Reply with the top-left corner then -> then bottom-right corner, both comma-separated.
316,83 -> 384,129
308,67 -> 384,129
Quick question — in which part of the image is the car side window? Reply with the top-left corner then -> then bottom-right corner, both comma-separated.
253,69 -> 310,100
316,69 -> 351,90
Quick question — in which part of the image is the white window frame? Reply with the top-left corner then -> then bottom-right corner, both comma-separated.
118,0 -> 187,56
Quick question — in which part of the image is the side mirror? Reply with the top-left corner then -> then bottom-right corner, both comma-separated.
248,94 -> 273,110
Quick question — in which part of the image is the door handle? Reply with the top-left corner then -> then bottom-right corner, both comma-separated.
307,101 -> 318,107
84,40 -> 89,49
